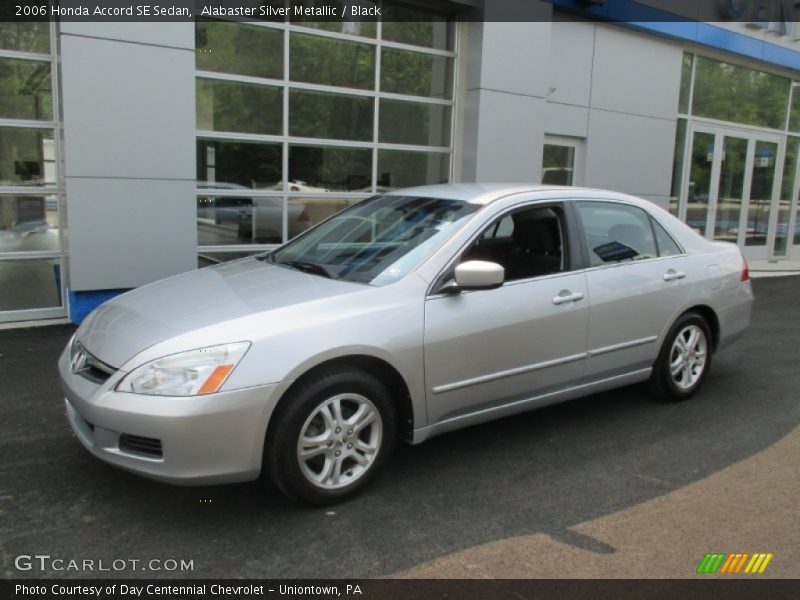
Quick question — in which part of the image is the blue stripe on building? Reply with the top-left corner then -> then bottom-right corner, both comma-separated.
551,0 -> 800,72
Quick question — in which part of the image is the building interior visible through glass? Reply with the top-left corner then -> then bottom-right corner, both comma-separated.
541,144 -> 575,186
194,5 -> 455,258
672,52 -> 800,254
0,22 -> 62,312
5,13 -> 800,317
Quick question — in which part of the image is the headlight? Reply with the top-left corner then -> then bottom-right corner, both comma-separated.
116,342 -> 250,396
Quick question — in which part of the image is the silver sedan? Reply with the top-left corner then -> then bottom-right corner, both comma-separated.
59,184 -> 753,504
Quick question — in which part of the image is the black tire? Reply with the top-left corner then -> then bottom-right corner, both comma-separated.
264,367 -> 396,505
649,311 -> 713,402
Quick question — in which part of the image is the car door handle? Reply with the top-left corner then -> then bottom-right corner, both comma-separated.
663,270 -> 686,282
552,291 -> 585,305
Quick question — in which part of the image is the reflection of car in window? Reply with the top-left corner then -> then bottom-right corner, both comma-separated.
541,167 -> 573,186
197,181 -> 311,242
3,197 -> 48,234
214,198 -> 252,226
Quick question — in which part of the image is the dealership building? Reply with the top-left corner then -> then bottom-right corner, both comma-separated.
2,0 -> 800,324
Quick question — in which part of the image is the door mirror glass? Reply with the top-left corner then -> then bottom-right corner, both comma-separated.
454,260 -> 504,290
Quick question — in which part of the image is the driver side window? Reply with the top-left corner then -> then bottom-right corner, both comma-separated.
462,205 -> 566,282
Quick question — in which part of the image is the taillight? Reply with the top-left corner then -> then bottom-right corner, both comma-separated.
740,257 -> 750,282
298,208 -> 311,223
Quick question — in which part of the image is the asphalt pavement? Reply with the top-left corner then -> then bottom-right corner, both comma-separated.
0,276 -> 798,579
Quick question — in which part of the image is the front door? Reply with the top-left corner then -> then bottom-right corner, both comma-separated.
681,124 -> 782,260
423,203 -> 589,426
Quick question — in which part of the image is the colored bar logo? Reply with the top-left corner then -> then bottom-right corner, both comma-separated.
697,553 -> 773,574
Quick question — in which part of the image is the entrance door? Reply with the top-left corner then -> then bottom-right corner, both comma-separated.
772,137 -> 800,259
681,125 -> 782,260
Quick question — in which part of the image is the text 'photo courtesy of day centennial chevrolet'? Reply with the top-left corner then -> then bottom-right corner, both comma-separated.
59,184 -> 753,504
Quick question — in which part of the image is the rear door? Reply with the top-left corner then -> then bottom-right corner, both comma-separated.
575,200 -> 695,381
423,201 -> 590,425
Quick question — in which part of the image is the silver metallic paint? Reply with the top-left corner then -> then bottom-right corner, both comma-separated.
59,184 -> 753,485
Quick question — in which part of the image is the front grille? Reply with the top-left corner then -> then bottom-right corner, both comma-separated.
119,434 -> 163,458
71,341 -> 116,384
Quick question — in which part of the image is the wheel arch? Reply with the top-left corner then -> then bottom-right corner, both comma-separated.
267,354 -> 416,444
684,304 -> 720,351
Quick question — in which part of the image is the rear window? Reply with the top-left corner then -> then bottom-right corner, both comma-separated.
650,216 -> 683,256
576,201 -> 657,265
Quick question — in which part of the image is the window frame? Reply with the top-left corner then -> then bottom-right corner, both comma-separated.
195,17 -> 460,260
648,214 -> 686,258
0,23 -> 67,322
572,199 -> 686,271
542,135 -> 585,186
429,199 -> 583,296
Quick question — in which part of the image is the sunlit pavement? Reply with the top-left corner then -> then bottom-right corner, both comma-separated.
749,259 -> 800,278
394,418 -> 800,578
0,277 -> 798,579
395,276 -> 800,579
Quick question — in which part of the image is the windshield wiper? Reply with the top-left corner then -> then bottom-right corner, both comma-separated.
277,260 -> 338,279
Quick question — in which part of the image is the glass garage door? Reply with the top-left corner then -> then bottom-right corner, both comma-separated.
0,23 -> 66,323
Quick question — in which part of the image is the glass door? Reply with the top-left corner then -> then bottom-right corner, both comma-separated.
745,140 -> 779,251
681,124 -> 783,259
773,136 -> 799,259
0,23 -> 67,323
683,130 -> 716,236
712,135 -> 748,244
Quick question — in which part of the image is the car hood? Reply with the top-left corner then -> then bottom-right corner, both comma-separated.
78,259 -> 366,368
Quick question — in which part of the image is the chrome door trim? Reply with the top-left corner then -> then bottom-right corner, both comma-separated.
586,335 -> 658,357
431,351 -> 588,394
414,367 -> 653,444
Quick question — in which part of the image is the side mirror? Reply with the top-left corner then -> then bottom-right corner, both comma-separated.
453,260 -> 505,291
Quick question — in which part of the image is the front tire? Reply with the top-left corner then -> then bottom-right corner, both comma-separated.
265,367 -> 396,505
649,311 -> 712,402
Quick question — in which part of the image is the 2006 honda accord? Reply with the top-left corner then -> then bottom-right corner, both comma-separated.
59,184 -> 753,504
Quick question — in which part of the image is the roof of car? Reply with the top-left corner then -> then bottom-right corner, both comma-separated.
385,183 -> 616,205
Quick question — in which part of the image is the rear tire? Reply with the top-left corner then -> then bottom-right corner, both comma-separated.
265,367 -> 396,505
649,311 -> 712,402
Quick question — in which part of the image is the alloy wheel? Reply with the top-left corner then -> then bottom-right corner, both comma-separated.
669,324 -> 708,391
296,393 -> 382,490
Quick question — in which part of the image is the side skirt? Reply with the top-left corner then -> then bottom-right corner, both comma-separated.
410,367 -> 652,444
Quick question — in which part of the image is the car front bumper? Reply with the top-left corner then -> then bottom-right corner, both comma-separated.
58,346 -> 290,485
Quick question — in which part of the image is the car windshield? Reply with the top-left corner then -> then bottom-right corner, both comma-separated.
265,195 -> 479,286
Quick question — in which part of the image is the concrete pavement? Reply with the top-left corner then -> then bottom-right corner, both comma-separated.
0,276 -> 798,579
395,418 -> 800,578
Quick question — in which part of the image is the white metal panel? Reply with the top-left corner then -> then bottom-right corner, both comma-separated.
585,109 -> 677,198
66,178 -> 196,291
59,22 -> 194,50
59,35 -> 195,180
477,21 -> 551,98
467,89 -> 545,182
547,19 -> 595,107
590,24 -> 683,120
544,102 -> 590,138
